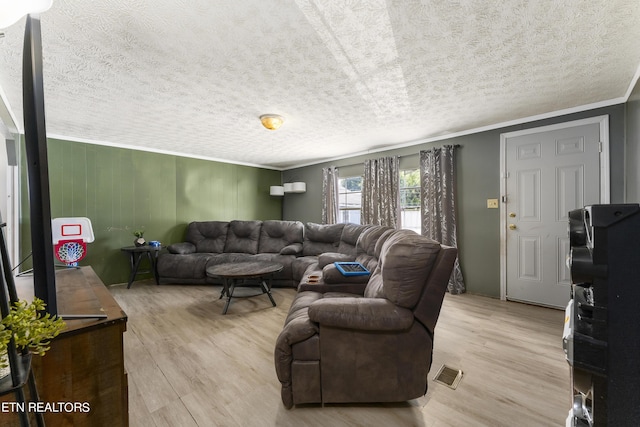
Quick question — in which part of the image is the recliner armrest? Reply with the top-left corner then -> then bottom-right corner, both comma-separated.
308,298 -> 413,331
317,252 -> 354,268
167,242 -> 196,254
297,282 -> 367,294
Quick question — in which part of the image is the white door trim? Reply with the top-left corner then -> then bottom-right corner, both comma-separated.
7,164 -> 20,269
499,115 -> 610,301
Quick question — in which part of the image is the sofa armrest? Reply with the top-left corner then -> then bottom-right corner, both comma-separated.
308,298 -> 413,331
322,263 -> 369,284
167,242 -> 196,254
280,242 -> 302,255
274,314 -> 320,409
317,252 -> 354,268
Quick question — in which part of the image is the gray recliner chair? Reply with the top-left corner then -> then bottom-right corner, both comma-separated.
274,229 -> 458,408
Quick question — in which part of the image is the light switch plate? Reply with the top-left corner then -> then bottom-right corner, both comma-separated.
487,199 -> 499,209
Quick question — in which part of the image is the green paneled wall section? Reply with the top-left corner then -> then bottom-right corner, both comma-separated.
20,138 -> 282,285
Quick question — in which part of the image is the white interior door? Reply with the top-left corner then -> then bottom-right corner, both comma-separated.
501,116 -> 609,308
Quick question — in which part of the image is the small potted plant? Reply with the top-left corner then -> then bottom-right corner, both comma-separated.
133,228 -> 146,247
0,298 -> 65,377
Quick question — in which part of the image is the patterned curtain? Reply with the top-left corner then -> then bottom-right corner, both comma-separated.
362,156 -> 399,227
420,145 -> 465,294
322,166 -> 339,224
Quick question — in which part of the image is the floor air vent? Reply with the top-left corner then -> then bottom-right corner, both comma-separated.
433,365 -> 463,389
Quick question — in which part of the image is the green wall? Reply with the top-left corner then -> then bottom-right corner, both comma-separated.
20,138 -> 283,285
282,105 -> 627,298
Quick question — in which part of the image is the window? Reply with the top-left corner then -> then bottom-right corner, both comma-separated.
399,169 -> 421,233
338,176 -> 362,224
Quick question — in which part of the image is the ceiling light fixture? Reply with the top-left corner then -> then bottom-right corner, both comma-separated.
260,114 -> 284,131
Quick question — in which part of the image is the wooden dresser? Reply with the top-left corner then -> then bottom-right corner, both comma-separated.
2,267 -> 128,427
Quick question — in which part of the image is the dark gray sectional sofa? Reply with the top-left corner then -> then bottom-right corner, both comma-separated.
156,220 -> 369,288
158,219 -> 458,408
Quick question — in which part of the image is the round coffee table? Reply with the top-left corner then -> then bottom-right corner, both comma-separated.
206,261 -> 283,314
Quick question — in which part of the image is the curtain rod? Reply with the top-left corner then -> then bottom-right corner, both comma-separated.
326,144 -> 462,169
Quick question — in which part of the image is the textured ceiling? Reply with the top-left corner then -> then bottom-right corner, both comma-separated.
1,0 -> 639,170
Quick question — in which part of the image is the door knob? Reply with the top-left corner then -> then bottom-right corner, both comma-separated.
509,212 -> 516,218
508,223 -> 517,230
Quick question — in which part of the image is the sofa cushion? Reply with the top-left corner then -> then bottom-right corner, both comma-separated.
337,224 -> 369,257
259,220 -> 304,254
157,252 -> 213,279
292,256 -> 318,282
206,252 -> 256,266
302,223 -> 344,256
186,221 -> 229,253
224,220 -> 262,254
357,226 -> 394,257
363,229 -> 424,300
363,266 -> 385,299
373,228 -> 409,259
252,253 -> 297,282
352,227 -> 394,278
376,232 -> 441,309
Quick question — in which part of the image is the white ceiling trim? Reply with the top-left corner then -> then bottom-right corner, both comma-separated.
289,96 -> 627,169
9,93 -> 632,172
623,62 -> 640,101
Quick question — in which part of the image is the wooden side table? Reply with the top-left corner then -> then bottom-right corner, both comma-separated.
120,245 -> 162,288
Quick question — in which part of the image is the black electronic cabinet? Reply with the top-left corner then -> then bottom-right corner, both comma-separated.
564,204 -> 640,426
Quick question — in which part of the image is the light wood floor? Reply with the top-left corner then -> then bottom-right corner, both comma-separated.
109,280 -> 570,427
